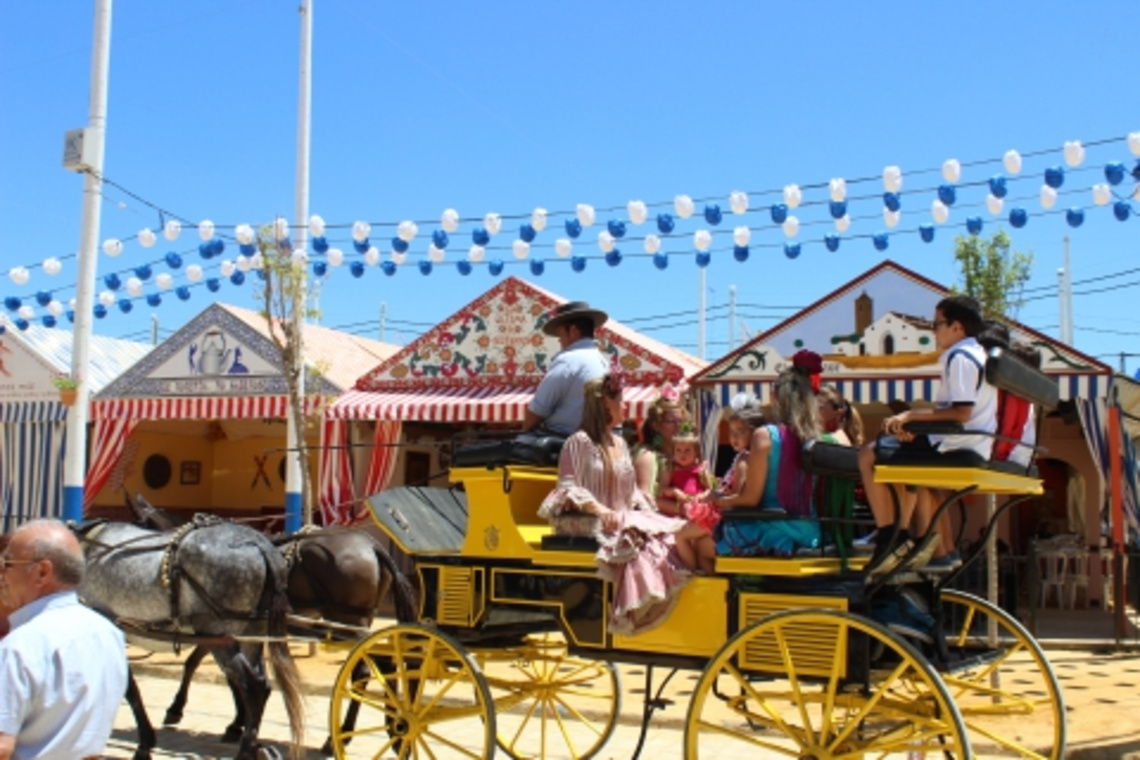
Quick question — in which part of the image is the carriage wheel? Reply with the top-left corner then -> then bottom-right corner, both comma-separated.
478,633 -> 620,760
937,589 -> 1066,759
328,624 -> 496,759
684,608 -> 972,759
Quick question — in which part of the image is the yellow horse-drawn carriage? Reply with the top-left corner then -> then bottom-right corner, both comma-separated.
326,348 -> 1065,759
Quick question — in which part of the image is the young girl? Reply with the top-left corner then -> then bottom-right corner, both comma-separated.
717,401 -> 761,501
662,425 -> 719,533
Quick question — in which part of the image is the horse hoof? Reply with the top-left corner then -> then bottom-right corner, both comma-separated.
319,737 -> 334,756
221,725 -> 243,743
132,751 -> 153,760
162,709 -> 182,725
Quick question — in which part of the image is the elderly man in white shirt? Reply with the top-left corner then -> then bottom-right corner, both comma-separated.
0,519 -> 127,760
522,301 -> 610,435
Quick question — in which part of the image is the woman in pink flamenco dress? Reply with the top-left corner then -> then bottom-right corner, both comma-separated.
538,371 -> 708,635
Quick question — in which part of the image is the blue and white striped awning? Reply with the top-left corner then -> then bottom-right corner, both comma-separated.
0,401 -> 67,423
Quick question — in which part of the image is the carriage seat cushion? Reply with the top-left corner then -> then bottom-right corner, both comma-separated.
452,433 -> 566,468
801,439 -> 860,479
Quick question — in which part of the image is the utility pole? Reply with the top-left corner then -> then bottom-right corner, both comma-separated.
150,314 -> 158,345
379,302 -> 387,342
1060,236 -> 1074,345
62,0 -> 112,522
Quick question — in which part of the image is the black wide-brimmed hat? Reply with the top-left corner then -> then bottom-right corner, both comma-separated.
542,301 -> 609,336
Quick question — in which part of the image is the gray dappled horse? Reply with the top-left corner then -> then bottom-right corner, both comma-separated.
77,518 -> 305,760
127,495 -> 418,754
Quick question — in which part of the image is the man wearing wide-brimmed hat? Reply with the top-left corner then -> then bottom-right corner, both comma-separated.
523,301 -> 609,435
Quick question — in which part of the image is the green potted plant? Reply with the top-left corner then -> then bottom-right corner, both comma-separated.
52,373 -> 80,406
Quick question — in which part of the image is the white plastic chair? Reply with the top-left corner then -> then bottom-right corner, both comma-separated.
1064,549 -> 1089,610
1039,549 -> 1069,608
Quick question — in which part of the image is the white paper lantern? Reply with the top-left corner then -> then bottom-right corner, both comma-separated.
99,290 -> 116,307
554,239 -> 572,258
574,204 -> 595,227
17,305 -> 34,320
42,258 -> 62,276
942,159 -> 961,183
391,251 -> 408,266
198,219 -> 215,241
597,231 -> 616,253
729,191 -> 749,215
235,224 -> 254,245
1040,185 -> 1058,210
835,215 -> 851,233
47,300 -> 63,317
986,194 -> 1004,216
531,207 -> 548,232
931,199 -> 950,224
138,227 -> 157,248
1063,140 -> 1085,168
883,165 -> 903,193
235,255 -> 251,272
250,253 -> 265,270
327,248 -> 344,267
185,264 -> 203,282
673,195 -> 694,219
8,266 -> 29,286
272,217 -> 289,242
1003,149 -> 1022,175
352,221 -> 372,242
308,215 -> 326,238
155,273 -> 173,290
627,200 -> 648,225
694,230 -> 712,251
126,277 -> 143,296
69,298 -> 77,309
643,234 -> 661,254
783,184 -> 802,209
782,216 -> 800,238
733,226 -> 751,247
1129,132 -> 1140,158
220,260 -> 235,277
395,221 -> 417,242
364,247 -> 381,266
883,209 -> 901,229
163,220 -> 182,241
428,245 -> 446,263
512,240 -> 530,260
291,249 -> 309,265
829,178 -> 847,203
484,213 -> 502,235
102,238 -> 123,257
440,209 -> 460,233
1092,183 -> 1112,206
468,245 -> 487,262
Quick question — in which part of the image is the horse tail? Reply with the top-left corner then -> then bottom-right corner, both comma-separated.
369,536 -> 419,623
266,561 -> 306,756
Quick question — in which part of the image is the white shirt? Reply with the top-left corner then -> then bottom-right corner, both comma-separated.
929,336 -> 998,459
0,590 -> 127,759
527,337 -> 608,434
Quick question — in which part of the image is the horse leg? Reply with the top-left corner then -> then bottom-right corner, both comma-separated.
163,645 -> 209,725
124,666 -> 157,760
211,643 -> 273,760
221,674 -> 247,743
320,656 -> 371,754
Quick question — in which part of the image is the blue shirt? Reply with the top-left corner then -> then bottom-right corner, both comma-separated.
0,590 -> 127,759
527,337 -> 608,434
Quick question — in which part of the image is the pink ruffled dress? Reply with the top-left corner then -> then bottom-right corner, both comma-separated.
538,431 -> 691,636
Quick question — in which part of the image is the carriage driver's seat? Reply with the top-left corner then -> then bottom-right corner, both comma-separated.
451,431 -> 566,469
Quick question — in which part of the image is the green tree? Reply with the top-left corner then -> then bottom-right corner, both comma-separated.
951,230 -> 1033,320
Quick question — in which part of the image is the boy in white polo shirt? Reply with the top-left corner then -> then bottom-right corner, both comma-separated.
858,295 -> 998,577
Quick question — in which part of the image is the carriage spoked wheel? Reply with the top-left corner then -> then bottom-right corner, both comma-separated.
328,624 -> 496,759
477,632 -> 621,759
684,609 -> 972,759
934,589 -> 1066,759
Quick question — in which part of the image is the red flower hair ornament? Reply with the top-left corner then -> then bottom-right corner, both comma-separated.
791,349 -> 824,393
603,355 -> 626,396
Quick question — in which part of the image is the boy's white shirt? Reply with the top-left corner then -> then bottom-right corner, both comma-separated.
928,336 -> 998,458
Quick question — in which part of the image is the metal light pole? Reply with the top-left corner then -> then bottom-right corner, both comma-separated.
62,0 -> 113,522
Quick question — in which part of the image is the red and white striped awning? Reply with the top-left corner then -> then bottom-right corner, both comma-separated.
327,385 -> 665,424
92,395 -> 324,421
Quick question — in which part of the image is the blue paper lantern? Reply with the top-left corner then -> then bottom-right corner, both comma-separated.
966,216 -> 983,236
134,264 -> 152,281
381,261 -> 397,276
65,311 -> 74,324
1009,208 -> 1028,228
694,251 -> 710,268
206,277 -> 221,292
470,227 -> 489,246
457,260 -> 472,276
563,219 -> 582,239
489,260 -> 505,276
883,193 -> 901,212
418,260 -> 433,276
118,298 -> 133,313
529,258 -> 545,276
145,294 -> 160,308
733,245 -> 750,262
4,297 -> 21,312
919,224 -> 935,243
198,242 -> 212,259
653,251 -> 669,270
770,204 -> 788,224
829,201 -> 847,219
390,237 -> 409,254
1105,162 -> 1127,186
519,223 -> 537,243
311,236 -> 329,253
42,315 -> 56,328
570,256 -> 587,273
703,204 -> 723,226
176,286 -> 192,301
938,185 -> 957,206
605,249 -> 623,267
1113,201 -> 1132,221
350,261 -> 365,278
352,239 -> 369,254
431,230 -> 449,249
0,326 -> 4,335
655,214 -> 675,234
312,261 -> 327,277
607,219 -> 627,239
104,273 -> 122,291
166,251 -> 183,269
783,243 -> 802,259
1065,208 -> 1085,228
239,243 -> 257,256
988,176 -> 1008,199
15,318 -> 29,331
1044,166 -> 1065,189
824,235 -> 840,252
94,302 -> 109,317
256,269 -> 266,281
1132,160 -> 1140,182
35,291 -> 52,307
210,239 -> 224,256
872,234 -> 889,252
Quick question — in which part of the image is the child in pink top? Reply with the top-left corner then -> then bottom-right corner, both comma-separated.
663,428 -> 720,533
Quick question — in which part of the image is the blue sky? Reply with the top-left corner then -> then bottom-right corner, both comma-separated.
3,2 -> 1139,373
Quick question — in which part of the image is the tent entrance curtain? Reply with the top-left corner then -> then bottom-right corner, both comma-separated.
83,417 -> 141,512
319,419 -> 402,526
1,420 -> 67,531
